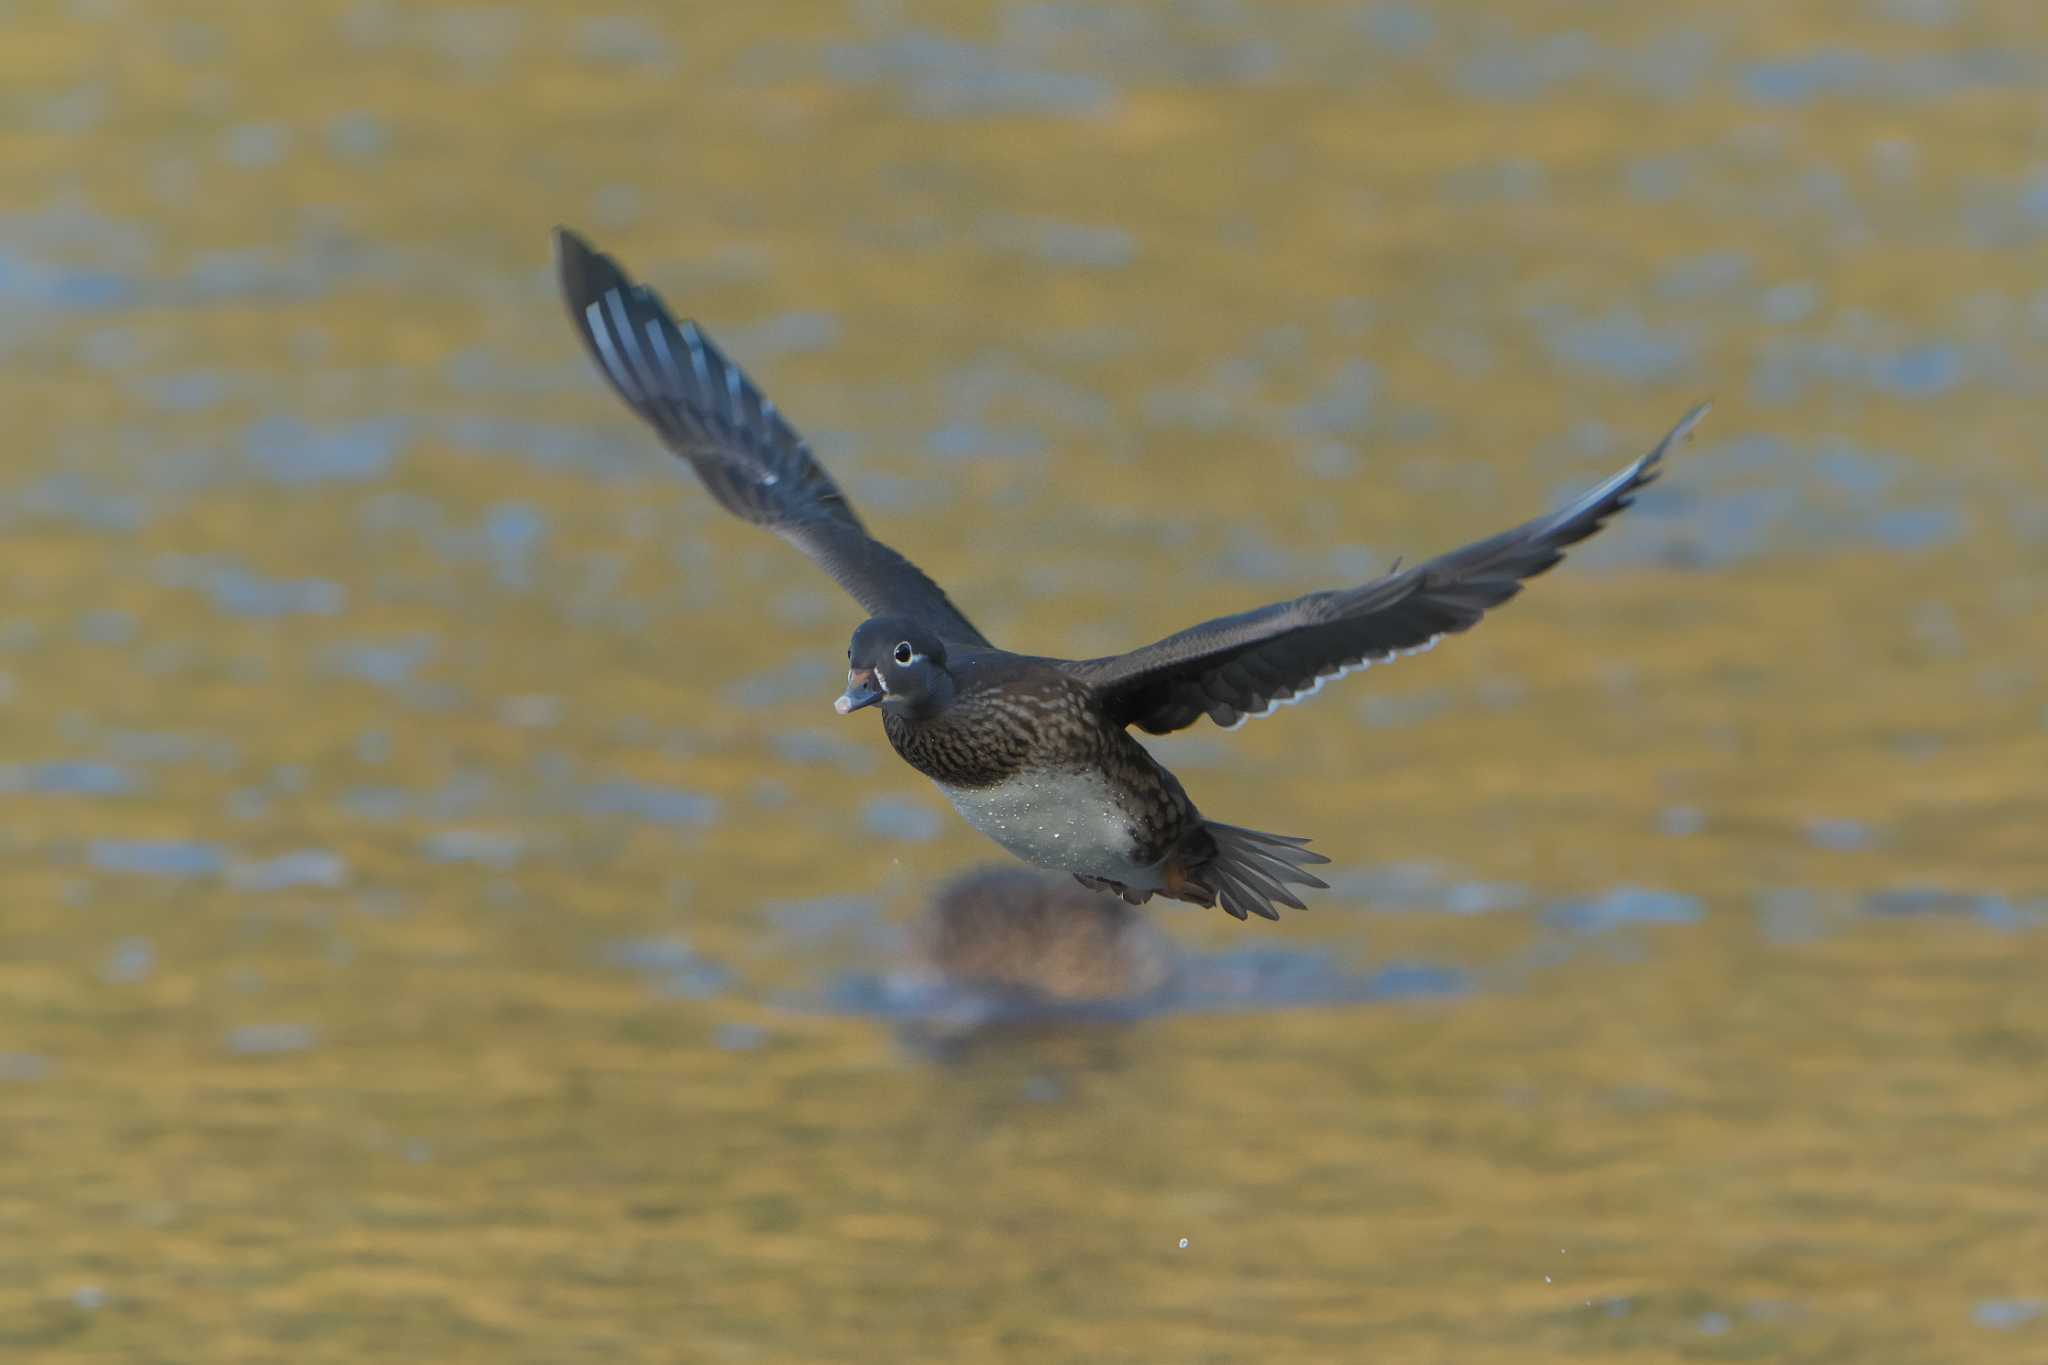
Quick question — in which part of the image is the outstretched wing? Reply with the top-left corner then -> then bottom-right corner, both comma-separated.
1069,404 -> 1708,734
556,228 -> 992,649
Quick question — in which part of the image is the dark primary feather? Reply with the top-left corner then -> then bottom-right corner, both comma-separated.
1071,403 -> 1709,735
555,228 -> 992,649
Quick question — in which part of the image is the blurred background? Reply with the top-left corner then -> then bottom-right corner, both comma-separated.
5,0 -> 2047,1359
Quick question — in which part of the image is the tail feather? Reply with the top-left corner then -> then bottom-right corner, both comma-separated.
1194,822 -> 1331,922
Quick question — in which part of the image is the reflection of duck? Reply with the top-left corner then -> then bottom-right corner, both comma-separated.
821,865 -> 1467,1054
910,866 -> 1175,1005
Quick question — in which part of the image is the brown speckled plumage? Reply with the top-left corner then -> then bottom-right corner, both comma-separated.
884,657 -> 1199,868
558,226 -> 1707,921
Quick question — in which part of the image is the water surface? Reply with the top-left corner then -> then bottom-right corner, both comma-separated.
3,1 -> 2046,1360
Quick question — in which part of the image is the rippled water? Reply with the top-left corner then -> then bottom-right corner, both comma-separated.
5,1 -> 2046,1359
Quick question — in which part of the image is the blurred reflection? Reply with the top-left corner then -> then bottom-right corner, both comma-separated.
825,865 -> 1465,1056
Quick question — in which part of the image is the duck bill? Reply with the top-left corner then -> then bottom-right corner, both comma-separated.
834,668 -> 883,715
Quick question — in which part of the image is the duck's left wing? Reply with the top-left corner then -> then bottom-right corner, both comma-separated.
1068,404 -> 1708,734
556,228 -> 992,649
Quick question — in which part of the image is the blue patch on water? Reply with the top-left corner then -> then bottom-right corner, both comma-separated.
1443,158 -> 1549,204
156,556 -> 346,618
1761,282 -> 1820,325
1358,690 -> 1450,730
100,938 -> 155,985
1864,887 -> 2037,928
1173,952 -> 1468,1012
409,6 -> 524,72
145,370 -> 235,411
244,415 -> 408,485
215,568 -> 344,618
177,248 -> 310,302
1622,153 -> 1693,203
763,895 -> 892,951
419,830 -> 525,867
1575,434 -> 1965,568
2019,171 -> 2048,228
1872,342 -> 1965,398
1876,507 -> 1962,554
580,780 -> 720,828
345,774 -> 492,823
16,472 -> 148,531
0,761 -> 142,797
78,325 -> 143,370
1615,28 -> 1720,101
323,638 -> 433,689
575,15 -> 674,67
482,502 -> 547,588
714,1023 -> 768,1052
1810,446 -> 1900,498
1659,805 -> 1707,837
1359,4 -> 1435,54
861,798 -> 943,843
229,850 -> 348,892
325,110 -> 392,160
1454,32 -> 1596,102
827,31 -> 1119,119
726,311 -> 843,358
32,80 -> 106,135
221,121 -> 291,168
925,421 -> 1047,461
981,215 -> 1136,269
343,788 -> 408,821
1298,440 -> 1361,479
1215,524 -> 1308,582
227,788 -> 270,820
226,1023 -> 318,1056
771,729 -> 873,771
357,490 -> 446,535
725,656 -> 838,710
497,697 -> 560,730
1744,50 -> 1876,104
1657,250 -> 1753,299
1808,818 -> 1879,851
1754,888 -> 1834,945
825,947 -> 1468,1037
1326,862 -> 1528,915
602,937 -> 732,999
1547,887 -> 1704,934
1875,0 -> 1963,26
1541,309 -> 1693,383
438,416 -> 645,476
91,840 -> 225,879
1974,1300 -> 2043,1330
1291,359 -> 1379,437
76,610 -> 137,645
0,246 -> 139,313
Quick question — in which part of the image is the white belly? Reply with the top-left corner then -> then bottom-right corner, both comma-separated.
937,770 -> 1167,889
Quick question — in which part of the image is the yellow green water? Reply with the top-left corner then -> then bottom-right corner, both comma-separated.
4,0 -> 2047,1359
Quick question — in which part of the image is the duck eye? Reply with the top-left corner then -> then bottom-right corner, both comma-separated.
893,641 -> 914,666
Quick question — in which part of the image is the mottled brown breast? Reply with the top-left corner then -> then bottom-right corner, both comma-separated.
884,660 -> 1107,789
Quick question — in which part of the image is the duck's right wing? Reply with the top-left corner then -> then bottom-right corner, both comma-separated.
556,228 -> 992,650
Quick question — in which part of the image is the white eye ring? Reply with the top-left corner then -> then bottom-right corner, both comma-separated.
893,641 -> 914,666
